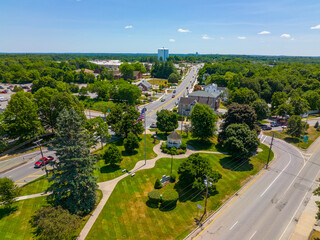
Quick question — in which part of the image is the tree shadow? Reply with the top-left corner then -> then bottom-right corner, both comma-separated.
100,164 -> 120,174
159,203 -> 177,211
146,200 -> 159,209
283,137 -> 299,144
174,181 -> 205,203
219,156 -> 253,172
122,150 -> 138,157
156,133 -> 167,141
0,206 -> 18,220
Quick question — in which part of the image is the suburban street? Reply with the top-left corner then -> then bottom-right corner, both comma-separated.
188,135 -> 320,240
143,64 -> 203,128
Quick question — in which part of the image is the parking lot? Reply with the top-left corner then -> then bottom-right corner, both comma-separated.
0,83 -> 32,112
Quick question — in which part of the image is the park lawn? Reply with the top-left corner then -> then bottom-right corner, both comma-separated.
178,130 -> 220,152
86,143 -> 271,240
310,230 -> 320,240
94,134 -> 159,182
264,126 -> 320,149
19,175 -> 50,196
0,190 -> 103,240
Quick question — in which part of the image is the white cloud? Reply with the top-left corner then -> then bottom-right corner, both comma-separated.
291,38 -> 295,41
311,24 -> 320,30
258,31 -> 270,35
202,34 -> 211,40
178,28 -> 190,33
169,39 -> 175,42
125,25 -> 133,29
237,36 -> 247,40
280,33 -> 291,38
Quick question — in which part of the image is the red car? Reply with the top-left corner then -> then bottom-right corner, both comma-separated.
34,156 -> 54,168
172,94 -> 175,98
0,90 -> 8,94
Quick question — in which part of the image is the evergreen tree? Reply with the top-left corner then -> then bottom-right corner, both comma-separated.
124,132 -> 139,153
47,108 -> 97,216
103,144 -> 122,166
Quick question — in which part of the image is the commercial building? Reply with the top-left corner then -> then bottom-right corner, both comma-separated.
158,48 -> 169,61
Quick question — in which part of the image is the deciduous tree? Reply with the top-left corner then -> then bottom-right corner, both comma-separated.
103,144 -> 122,166
156,109 -> 179,134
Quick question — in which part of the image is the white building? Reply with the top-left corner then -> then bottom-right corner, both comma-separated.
158,48 -> 169,62
203,83 -> 226,95
89,60 -> 122,69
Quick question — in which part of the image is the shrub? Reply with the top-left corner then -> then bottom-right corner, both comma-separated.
154,178 -> 162,189
315,121 -> 319,129
180,143 -> 187,150
148,190 -> 161,204
178,115 -> 185,121
169,174 -> 176,183
161,189 -> 179,209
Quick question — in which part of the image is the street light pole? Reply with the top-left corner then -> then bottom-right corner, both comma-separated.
34,137 -> 48,177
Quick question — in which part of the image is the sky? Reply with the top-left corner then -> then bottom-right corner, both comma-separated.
0,0 -> 320,56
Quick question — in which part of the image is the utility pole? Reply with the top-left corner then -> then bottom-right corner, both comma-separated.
204,175 -> 209,216
266,133 -> 274,169
144,108 -> 147,165
34,137 -> 48,177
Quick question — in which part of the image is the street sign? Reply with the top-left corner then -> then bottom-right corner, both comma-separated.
197,204 -> 202,210
303,135 -> 308,142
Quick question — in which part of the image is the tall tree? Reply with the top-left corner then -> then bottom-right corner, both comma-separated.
0,177 -> 21,208
3,92 -> 41,140
252,99 -> 270,121
47,108 -> 97,216
103,144 -> 122,166
222,103 -> 256,130
287,115 -> 304,137
229,87 -> 258,105
123,132 -> 140,153
190,104 -> 218,140
156,109 -> 179,134
223,124 -> 259,160
178,153 -> 222,191
119,62 -> 135,80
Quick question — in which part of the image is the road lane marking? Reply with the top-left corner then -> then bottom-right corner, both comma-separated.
261,136 -> 267,143
146,67 -> 198,117
260,154 -> 291,197
312,139 -> 320,154
249,231 -> 257,240
193,151 -> 278,240
278,190 -> 309,240
15,169 -> 43,183
229,221 -> 238,230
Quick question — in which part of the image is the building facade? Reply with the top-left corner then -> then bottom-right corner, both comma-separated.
178,91 -> 221,116
158,48 -> 169,61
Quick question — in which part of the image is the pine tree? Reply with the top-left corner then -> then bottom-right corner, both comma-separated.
47,108 -> 97,216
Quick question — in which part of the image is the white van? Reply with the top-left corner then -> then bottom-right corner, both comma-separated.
0,97 -> 8,102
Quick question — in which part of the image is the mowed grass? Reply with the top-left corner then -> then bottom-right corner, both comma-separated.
0,191 -> 102,240
86,143 -> 271,240
264,126 -> 320,149
94,134 -> 158,182
310,230 -> 320,240
147,79 -> 168,86
18,134 -> 159,196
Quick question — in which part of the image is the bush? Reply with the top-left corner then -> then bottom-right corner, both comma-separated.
161,189 -> 179,209
69,84 -> 79,93
180,143 -> 187,150
124,132 -> 139,153
154,178 -> 162,189
148,190 -> 161,204
178,115 -> 185,121
315,121 -> 319,129
169,174 -> 176,183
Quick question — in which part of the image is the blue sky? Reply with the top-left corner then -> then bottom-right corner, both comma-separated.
0,0 -> 320,56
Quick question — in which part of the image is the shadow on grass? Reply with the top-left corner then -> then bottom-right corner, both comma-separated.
219,156 -> 253,172
0,206 -> 18,220
174,181 -> 206,203
100,164 -> 120,174
186,139 -> 224,152
146,200 -> 159,209
283,137 -> 300,144
122,150 -> 138,157
156,133 -> 168,141
159,203 -> 177,212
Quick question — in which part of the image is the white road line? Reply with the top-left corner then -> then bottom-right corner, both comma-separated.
229,221 -> 238,230
261,136 -> 267,144
278,190 -> 309,240
283,155 -> 306,196
249,231 -> 257,240
260,154 -> 292,197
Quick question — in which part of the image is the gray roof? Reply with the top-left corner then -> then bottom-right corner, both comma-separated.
139,80 -> 152,88
217,87 -> 227,91
167,131 -> 182,140
188,91 -> 220,98
179,97 -> 197,105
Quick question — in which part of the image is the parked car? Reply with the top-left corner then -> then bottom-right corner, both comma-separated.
0,90 -> 8,94
282,125 -> 287,129
186,87 -> 189,89
262,126 -> 272,131
150,122 -> 157,128
0,86 -> 4,89
34,156 -> 54,168
0,97 -> 8,102
161,98 -> 166,102
172,95 -> 175,98
173,90 -> 176,93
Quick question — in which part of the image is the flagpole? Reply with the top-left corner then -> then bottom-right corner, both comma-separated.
144,108 -> 147,165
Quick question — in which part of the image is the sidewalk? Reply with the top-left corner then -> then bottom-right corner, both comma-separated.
289,195 -> 320,240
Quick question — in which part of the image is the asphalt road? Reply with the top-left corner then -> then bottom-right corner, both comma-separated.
189,135 -> 320,240
143,64 -> 203,128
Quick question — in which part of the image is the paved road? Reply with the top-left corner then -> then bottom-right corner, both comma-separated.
189,135 -> 320,240
143,64 -> 203,128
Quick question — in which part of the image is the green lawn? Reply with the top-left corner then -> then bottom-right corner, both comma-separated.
0,191 -> 102,240
86,143 -> 271,240
264,126 -> 320,149
310,230 -> 320,240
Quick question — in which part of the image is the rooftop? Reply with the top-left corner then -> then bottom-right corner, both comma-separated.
188,91 -> 220,98
167,131 -> 181,140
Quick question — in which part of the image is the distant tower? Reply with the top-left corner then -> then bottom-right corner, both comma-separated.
196,52 -> 199,56
158,47 -> 169,61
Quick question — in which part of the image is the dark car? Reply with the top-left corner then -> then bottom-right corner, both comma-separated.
161,98 -> 165,102
262,126 -> 272,131
172,94 -> 175,98
173,90 -> 176,93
